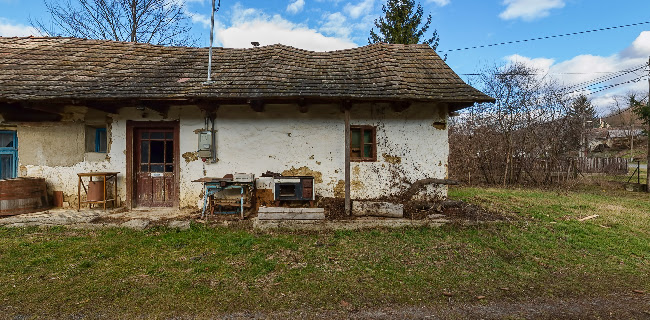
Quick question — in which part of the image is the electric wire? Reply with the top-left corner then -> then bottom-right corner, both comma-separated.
586,75 -> 647,95
440,21 -> 650,53
564,64 -> 646,92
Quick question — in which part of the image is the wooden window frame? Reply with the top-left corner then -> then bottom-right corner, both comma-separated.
95,128 -> 107,153
0,130 -> 18,179
350,125 -> 377,162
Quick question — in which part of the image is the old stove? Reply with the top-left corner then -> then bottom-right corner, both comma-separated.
273,176 -> 314,205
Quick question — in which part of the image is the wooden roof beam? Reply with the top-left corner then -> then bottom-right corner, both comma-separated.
248,99 -> 265,112
0,102 -> 63,122
297,98 -> 309,113
391,101 -> 411,113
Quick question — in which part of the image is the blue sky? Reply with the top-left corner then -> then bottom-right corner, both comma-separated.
1,0 -> 650,114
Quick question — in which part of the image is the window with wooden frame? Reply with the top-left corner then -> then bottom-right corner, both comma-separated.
85,125 -> 107,153
350,125 -> 376,161
0,130 -> 17,179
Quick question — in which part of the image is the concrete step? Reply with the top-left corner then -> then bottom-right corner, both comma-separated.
258,207 -> 325,220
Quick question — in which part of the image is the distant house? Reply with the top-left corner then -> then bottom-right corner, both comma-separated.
0,37 -> 493,211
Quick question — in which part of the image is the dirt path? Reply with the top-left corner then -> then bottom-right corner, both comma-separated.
218,293 -> 649,319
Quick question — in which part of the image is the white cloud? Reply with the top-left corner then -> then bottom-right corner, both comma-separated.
621,31 -> 650,58
315,0 -> 342,4
344,0 -> 375,19
499,0 -> 565,21
505,32 -> 650,114
320,12 -> 351,39
505,54 -> 555,72
0,18 -> 39,37
287,0 -> 306,14
216,4 -> 357,51
186,11 -> 212,28
426,0 -> 450,6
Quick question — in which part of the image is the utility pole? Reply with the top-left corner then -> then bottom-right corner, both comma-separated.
646,56 -> 650,192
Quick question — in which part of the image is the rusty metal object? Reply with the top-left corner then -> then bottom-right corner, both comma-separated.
87,181 -> 104,202
53,191 -> 64,207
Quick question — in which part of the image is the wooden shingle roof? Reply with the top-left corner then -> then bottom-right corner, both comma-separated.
0,37 -> 493,105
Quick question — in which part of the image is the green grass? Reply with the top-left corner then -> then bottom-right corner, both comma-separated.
1,186 -> 649,317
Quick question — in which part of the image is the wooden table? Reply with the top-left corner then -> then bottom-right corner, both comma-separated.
192,177 -> 254,219
77,172 -> 119,211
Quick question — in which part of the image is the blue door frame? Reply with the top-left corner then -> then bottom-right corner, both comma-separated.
0,130 -> 18,179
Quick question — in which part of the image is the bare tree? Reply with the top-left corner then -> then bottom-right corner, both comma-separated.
449,62 -> 577,186
32,0 -> 196,46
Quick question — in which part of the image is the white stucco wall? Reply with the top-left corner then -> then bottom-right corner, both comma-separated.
13,102 -> 449,209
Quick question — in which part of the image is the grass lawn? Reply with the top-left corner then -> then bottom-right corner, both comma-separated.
1,186 -> 649,317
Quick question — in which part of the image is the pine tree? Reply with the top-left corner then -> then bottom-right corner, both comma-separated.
368,0 -> 439,50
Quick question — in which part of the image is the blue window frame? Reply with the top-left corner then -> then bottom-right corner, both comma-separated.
95,128 -> 107,153
0,130 -> 17,179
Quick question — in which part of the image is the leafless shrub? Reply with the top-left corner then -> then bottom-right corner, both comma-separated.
450,62 -> 595,186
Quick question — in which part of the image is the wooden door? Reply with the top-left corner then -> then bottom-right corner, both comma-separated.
135,129 -> 175,207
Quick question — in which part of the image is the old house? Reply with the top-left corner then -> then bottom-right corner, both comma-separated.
0,37 -> 492,214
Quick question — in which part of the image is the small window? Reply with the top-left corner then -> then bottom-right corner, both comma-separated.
0,131 -> 17,179
350,126 -> 376,161
86,126 -> 107,153
95,128 -> 107,152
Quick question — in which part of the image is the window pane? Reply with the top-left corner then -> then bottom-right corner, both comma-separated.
140,141 -> 149,163
151,132 -> 165,139
363,130 -> 372,144
165,165 -> 173,172
1,154 -> 14,179
151,164 -> 164,172
140,164 -> 149,172
350,129 -> 360,148
141,132 -> 149,139
165,141 -> 173,163
165,132 -> 173,139
351,150 -> 361,158
150,141 -> 164,163
363,145 -> 372,158
0,133 -> 14,148
96,129 -> 107,153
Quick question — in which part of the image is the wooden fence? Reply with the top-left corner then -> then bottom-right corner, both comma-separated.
575,157 -> 628,175
455,156 -> 629,186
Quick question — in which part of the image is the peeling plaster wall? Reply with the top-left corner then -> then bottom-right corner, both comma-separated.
182,103 -> 449,207
17,122 -> 85,166
17,107 -> 128,207
15,103 -> 449,209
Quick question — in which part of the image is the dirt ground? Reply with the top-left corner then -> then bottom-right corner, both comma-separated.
320,196 -> 507,222
213,292 -> 649,320
6,292 -> 645,319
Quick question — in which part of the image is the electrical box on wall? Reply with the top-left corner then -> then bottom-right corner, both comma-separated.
197,130 -> 212,158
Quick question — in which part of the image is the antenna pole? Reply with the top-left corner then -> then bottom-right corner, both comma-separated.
205,0 -> 220,84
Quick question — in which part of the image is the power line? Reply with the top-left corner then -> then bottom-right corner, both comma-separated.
586,75 -> 647,95
564,64 -> 646,92
440,21 -> 650,53
461,70 -> 641,76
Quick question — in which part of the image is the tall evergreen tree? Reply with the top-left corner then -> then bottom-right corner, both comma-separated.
368,0 -> 439,50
